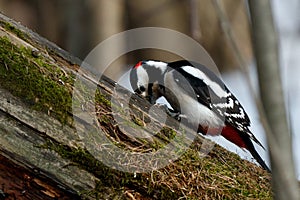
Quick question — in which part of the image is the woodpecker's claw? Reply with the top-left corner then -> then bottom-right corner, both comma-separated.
156,104 -> 183,121
167,109 -> 182,121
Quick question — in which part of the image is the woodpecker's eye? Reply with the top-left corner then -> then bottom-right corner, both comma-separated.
134,85 -> 146,94
139,86 -> 146,92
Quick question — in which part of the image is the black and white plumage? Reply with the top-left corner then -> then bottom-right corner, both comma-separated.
130,60 -> 270,172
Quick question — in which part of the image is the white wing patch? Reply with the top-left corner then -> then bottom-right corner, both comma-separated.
224,107 -> 245,119
181,66 -> 229,98
214,98 -> 234,109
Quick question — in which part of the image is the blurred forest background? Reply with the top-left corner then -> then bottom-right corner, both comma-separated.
0,0 -> 253,79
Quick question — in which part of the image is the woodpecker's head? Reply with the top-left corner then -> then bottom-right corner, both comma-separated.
130,60 -> 168,104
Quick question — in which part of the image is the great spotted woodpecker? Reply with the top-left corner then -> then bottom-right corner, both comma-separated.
130,60 -> 270,172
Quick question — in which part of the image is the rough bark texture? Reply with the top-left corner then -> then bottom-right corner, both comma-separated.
248,1 -> 300,200
0,13 -> 271,199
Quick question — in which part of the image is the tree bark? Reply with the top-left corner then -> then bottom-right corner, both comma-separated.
248,1 -> 300,200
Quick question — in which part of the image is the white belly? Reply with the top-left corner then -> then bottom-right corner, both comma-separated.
164,71 -> 224,128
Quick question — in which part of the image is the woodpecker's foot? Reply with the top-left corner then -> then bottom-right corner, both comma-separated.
156,104 -> 183,121
167,109 -> 182,121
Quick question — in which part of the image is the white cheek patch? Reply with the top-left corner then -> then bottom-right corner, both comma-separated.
181,66 -> 229,98
137,67 -> 149,89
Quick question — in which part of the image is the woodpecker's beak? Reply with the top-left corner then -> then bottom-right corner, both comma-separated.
146,94 -> 156,104
134,88 -> 155,105
134,88 -> 141,95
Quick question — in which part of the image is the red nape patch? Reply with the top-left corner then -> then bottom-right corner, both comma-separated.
221,126 -> 248,149
134,61 -> 142,69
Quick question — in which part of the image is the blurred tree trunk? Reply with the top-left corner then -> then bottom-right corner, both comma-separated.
89,0 -> 126,81
248,1 -> 300,199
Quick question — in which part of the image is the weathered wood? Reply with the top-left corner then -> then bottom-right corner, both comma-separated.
0,87 -> 97,198
0,153 -> 80,200
0,13 -> 99,199
0,12 -> 185,199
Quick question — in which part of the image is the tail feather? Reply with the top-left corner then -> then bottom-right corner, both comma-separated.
221,125 -> 271,172
247,141 -> 271,173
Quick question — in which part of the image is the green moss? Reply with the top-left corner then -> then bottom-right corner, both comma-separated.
130,114 -> 144,127
2,21 -> 29,41
40,139 -> 146,199
95,88 -> 111,107
98,115 -> 111,124
0,36 -> 73,123
40,132 -> 271,199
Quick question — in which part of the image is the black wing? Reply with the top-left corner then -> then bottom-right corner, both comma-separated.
167,61 -> 264,144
